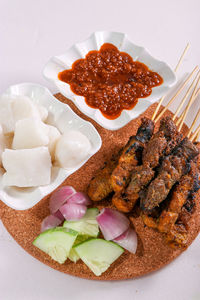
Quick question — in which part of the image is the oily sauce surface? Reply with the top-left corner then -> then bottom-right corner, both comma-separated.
58,43 -> 163,119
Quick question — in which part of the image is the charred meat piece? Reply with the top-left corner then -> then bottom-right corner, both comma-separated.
88,117 -> 154,202
165,223 -> 188,249
122,132 -> 167,209
111,117 -> 154,192
165,164 -> 200,247
112,191 -> 136,213
141,214 -> 158,229
158,211 -> 179,233
158,175 -> 193,233
142,131 -> 167,167
117,117 -> 181,212
141,143 -> 200,249
159,116 -> 182,155
142,158 -> 200,248
87,156 -> 118,201
157,162 -> 199,233
112,165 -> 154,213
125,165 -> 155,206
141,138 -> 199,211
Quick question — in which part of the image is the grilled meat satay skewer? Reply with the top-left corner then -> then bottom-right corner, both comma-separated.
141,137 -> 199,212
87,117 -> 154,201
141,75 -> 200,212
112,117 -> 182,212
165,162 -> 200,249
113,67 -> 200,212
142,155 -> 200,248
87,155 -> 120,202
120,67 -> 200,212
142,96 -> 200,244
157,161 -> 200,233
110,118 -> 154,193
112,74 -> 199,213
128,118 -> 181,190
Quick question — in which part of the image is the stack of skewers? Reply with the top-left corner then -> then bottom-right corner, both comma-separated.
88,44 -> 200,248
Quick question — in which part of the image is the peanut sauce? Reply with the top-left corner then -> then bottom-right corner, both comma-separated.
58,43 -> 163,119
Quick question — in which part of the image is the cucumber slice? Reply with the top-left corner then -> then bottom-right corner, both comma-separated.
74,238 -> 124,276
33,227 -> 78,264
63,208 -> 99,237
68,248 -> 80,263
68,234 -> 89,263
75,234 -> 90,244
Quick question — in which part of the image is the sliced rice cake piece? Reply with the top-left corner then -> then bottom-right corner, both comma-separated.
11,95 -> 41,123
12,118 -> 49,149
47,125 -> 61,160
36,104 -> 48,122
2,147 -> 52,187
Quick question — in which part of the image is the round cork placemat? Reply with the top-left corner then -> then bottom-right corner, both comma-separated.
0,94 -> 199,281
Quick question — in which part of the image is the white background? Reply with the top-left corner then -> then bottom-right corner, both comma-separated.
0,0 -> 200,299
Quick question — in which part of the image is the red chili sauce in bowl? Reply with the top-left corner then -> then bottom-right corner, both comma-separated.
58,43 -> 163,120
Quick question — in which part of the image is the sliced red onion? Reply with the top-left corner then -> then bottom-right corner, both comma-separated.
96,208 -> 130,240
114,228 -> 138,254
67,192 -> 92,206
41,215 -> 62,232
59,203 -> 87,221
49,186 -> 76,214
53,210 -> 65,221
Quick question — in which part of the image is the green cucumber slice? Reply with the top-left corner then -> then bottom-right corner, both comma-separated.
63,208 -> 99,237
33,227 -> 78,264
74,238 -> 124,276
68,234 -> 90,263
68,248 -> 80,263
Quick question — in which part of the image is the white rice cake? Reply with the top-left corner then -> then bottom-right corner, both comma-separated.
0,94 -> 49,134
12,118 -> 49,149
47,125 -> 61,160
55,130 -> 91,169
11,95 -> 41,123
36,104 -> 48,121
2,147 -> 52,187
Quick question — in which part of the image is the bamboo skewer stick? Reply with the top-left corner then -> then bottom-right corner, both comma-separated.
174,43 -> 190,73
154,66 -> 199,123
176,87 -> 200,126
151,43 -> 190,121
190,123 -> 200,142
178,74 -> 200,131
151,95 -> 165,121
195,131 -> 200,142
187,108 -> 200,138
175,87 -> 200,136
173,69 -> 199,121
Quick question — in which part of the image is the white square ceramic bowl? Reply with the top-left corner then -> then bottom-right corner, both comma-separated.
43,31 -> 176,130
0,83 -> 102,210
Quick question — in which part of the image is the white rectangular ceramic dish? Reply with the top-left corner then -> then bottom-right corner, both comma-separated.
43,31 -> 176,130
0,83 -> 102,210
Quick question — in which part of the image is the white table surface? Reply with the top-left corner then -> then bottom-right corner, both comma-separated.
0,0 -> 200,299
